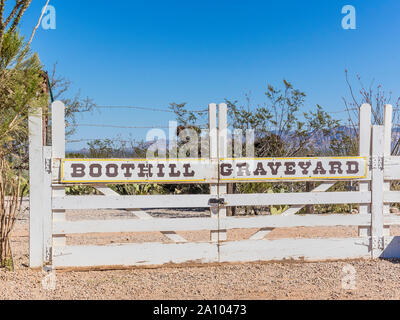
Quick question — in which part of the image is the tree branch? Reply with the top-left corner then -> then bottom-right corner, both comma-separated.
0,0 -> 6,54
4,1 -> 23,27
25,0 -> 50,49
9,0 -> 32,34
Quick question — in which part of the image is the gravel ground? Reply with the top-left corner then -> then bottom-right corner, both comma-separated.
2,202 -> 400,300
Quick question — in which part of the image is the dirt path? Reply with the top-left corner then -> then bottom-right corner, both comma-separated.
2,205 -> 400,300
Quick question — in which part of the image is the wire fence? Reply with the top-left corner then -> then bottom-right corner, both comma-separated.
325,108 -> 358,114
67,138 -> 138,144
66,106 -> 372,145
75,124 -> 171,129
79,105 -> 209,114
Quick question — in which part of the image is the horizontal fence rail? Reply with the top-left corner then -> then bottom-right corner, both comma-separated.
52,214 -> 384,235
53,195 -> 214,210
52,191 -> 373,210
384,156 -> 400,180
223,192 -> 371,207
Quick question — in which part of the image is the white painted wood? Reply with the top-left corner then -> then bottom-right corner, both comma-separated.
51,101 -> 66,248
219,238 -> 371,262
95,186 -> 152,219
384,156 -> 400,180
54,217 -> 218,234
169,121 -> 178,159
281,205 -> 304,216
52,215 -> 66,244
383,104 -> 393,215
54,213 -> 384,234
361,225 -> 390,237
246,128 -> 255,158
51,159 -> 61,182
221,214 -> 371,229
53,194 -> 213,210
95,186 -> 185,241
40,100 -> 400,268
52,236 -> 400,267
383,214 -> 400,225
42,146 -> 53,264
209,103 -> 219,241
54,191 -> 371,211
133,210 -> 154,220
312,182 -> 337,192
384,104 -> 393,158
51,101 -> 66,159
28,108 -> 44,267
282,182 -> 336,216
95,186 -> 119,196
249,228 -> 273,240
208,104 -> 218,163
358,226 -> 370,238
371,125 -> 385,258
233,129 -> 243,158
60,158 -> 217,184
53,242 -> 219,267
218,103 -> 228,241
384,191 -> 400,203
384,226 -> 391,237
224,191 -> 370,207
359,104 -> 372,215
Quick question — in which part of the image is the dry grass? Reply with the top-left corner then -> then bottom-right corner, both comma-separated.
0,158 -> 25,269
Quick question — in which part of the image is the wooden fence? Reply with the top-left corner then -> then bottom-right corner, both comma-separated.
28,102 -> 400,268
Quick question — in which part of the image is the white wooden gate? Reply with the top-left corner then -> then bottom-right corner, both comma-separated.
28,102 -> 400,268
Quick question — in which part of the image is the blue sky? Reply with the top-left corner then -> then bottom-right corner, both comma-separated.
16,0 -> 400,150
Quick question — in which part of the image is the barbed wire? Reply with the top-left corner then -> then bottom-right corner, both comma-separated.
324,108 -> 359,114
70,104 -> 360,116
75,124 -> 171,129
67,138 -> 137,144
325,107 -> 400,114
68,122 -> 209,143
75,123 -> 209,129
67,107 -> 366,144
82,105 -> 209,114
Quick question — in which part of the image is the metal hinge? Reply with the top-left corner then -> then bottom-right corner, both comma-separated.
370,156 -> 384,171
45,158 -> 52,174
209,198 -> 225,206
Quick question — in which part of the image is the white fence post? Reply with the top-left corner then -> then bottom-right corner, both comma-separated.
371,125 -> 385,258
209,103 -> 219,242
358,104 -> 372,238
51,101 -> 66,248
218,103 -> 228,241
383,104 -> 393,237
383,105 -> 393,216
29,108 -> 44,268
42,146 -> 53,264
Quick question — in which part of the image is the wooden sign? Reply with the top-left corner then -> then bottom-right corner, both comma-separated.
60,159 -> 217,184
220,157 -> 368,182
59,157 -> 368,184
